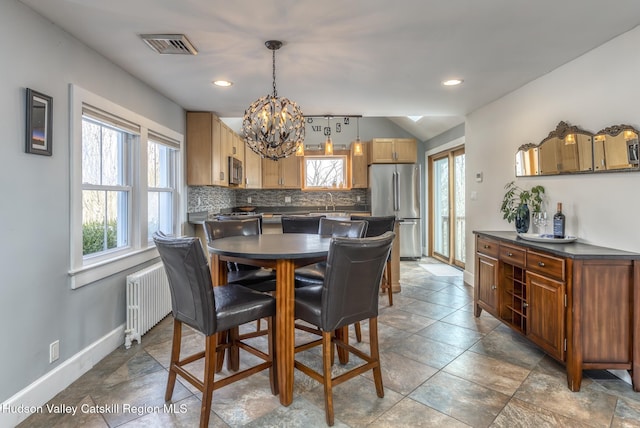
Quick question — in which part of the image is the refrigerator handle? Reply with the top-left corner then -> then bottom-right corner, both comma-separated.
393,171 -> 400,211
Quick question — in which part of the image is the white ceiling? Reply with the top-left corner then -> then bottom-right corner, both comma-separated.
19,0 -> 640,140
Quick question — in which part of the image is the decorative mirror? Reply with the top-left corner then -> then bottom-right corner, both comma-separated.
593,124 -> 639,172
515,121 -> 639,177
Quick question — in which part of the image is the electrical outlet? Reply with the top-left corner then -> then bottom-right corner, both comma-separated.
284,196 -> 291,203
247,197 -> 252,204
50,340 -> 59,363
356,196 -> 361,202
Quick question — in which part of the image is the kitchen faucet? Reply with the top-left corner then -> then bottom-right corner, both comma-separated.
325,193 -> 335,211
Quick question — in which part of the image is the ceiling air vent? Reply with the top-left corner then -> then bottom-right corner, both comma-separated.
139,34 -> 198,55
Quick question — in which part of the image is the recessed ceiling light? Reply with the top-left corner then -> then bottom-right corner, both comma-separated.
213,80 -> 233,87
442,79 -> 463,86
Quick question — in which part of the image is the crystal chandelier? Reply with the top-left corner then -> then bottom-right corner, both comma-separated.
242,40 -> 305,161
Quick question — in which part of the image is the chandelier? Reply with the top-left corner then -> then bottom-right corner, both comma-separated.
242,40 -> 305,160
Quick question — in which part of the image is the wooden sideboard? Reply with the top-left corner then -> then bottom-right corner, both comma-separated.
474,231 -> 640,392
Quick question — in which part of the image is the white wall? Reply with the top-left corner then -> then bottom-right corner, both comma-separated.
465,25 -> 640,282
0,0 -> 184,412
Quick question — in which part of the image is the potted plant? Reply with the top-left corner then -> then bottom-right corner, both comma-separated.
500,181 -> 545,233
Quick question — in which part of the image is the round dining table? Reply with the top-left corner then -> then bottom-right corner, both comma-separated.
207,233 -> 331,406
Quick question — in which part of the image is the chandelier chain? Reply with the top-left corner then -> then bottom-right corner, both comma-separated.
272,49 -> 277,98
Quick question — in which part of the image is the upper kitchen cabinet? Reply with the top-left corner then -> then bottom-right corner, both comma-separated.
186,111 -> 227,186
368,138 -> 417,164
262,156 -> 300,189
244,146 -> 262,189
351,141 -> 368,188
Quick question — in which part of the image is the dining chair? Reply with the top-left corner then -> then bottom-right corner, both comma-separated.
204,218 -> 277,292
216,213 -> 263,231
293,232 -> 395,426
153,232 -> 278,428
294,218 -> 368,288
350,215 -> 397,342
281,215 -> 324,234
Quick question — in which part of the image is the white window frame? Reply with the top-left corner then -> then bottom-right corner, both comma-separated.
301,154 -> 349,190
69,85 -> 183,289
146,134 -> 179,242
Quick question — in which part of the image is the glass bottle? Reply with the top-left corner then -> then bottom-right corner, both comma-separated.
553,202 -> 566,239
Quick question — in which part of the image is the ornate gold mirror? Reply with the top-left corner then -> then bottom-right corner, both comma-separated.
516,121 -> 594,176
593,124 -> 639,171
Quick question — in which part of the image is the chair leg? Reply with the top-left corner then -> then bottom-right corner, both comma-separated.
335,326 -> 349,364
322,331 -> 335,426
215,330 -> 228,373
227,326 -> 240,372
165,319 -> 182,401
369,317 -> 384,398
267,317 -> 278,395
200,334 -> 217,428
385,260 -> 393,306
353,322 -> 362,343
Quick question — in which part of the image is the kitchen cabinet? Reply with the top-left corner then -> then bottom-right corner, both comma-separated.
368,138 -> 417,164
350,141 -> 368,188
262,156 -> 300,189
244,146 -> 262,189
474,231 -> 640,392
186,112 -> 226,186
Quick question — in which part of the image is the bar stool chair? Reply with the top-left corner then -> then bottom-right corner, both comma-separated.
293,232 -> 395,426
153,233 -> 277,428
294,217 -> 368,288
281,215 -> 324,234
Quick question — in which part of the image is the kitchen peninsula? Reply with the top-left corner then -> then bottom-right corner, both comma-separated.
474,231 -> 640,392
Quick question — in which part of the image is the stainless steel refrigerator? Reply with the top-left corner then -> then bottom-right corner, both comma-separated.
368,164 -> 422,259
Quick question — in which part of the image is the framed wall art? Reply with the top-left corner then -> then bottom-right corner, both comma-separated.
25,88 -> 53,156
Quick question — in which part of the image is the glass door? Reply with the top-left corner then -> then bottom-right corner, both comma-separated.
429,147 -> 465,268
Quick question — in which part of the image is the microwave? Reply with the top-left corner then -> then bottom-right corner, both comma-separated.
229,156 -> 243,185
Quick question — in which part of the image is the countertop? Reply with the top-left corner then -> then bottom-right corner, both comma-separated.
474,230 -> 640,260
188,206 -> 370,225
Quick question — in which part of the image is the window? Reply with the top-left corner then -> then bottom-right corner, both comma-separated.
302,155 -> 348,189
69,85 -> 182,289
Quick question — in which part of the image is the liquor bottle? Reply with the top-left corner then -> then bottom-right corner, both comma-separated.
553,202 -> 565,239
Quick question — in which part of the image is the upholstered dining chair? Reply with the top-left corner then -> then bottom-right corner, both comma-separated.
204,218 -> 277,292
153,232 -> 277,428
294,217 -> 368,288
281,215 -> 324,234
293,232 -> 395,426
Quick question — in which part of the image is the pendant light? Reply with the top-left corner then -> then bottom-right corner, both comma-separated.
352,117 -> 363,156
242,40 -> 305,160
324,116 -> 333,155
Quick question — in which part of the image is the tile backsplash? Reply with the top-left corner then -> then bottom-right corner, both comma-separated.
187,186 -> 367,213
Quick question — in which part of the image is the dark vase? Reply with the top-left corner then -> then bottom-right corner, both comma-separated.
515,204 -> 530,233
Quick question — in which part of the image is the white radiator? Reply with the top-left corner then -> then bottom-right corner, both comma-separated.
124,262 -> 172,349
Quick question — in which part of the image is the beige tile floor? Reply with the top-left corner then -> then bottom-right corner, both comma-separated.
19,258 -> 640,427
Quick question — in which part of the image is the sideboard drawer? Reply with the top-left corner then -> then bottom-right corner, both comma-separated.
499,243 -> 526,266
476,236 -> 499,258
527,250 -> 565,281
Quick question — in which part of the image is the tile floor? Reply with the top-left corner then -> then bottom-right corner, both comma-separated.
19,258 -> 640,427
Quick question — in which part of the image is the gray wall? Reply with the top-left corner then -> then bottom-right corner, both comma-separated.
464,25 -> 640,284
0,0 -> 184,403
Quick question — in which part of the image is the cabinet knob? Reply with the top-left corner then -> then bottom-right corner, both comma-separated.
538,261 -> 545,267
484,244 -> 490,249
491,285 -> 497,290
523,302 -> 529,308
506,252 -> 513,257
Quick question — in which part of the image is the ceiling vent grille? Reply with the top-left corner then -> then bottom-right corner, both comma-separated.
140,34 -> 198,55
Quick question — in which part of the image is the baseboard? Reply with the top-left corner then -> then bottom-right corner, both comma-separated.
463,269 -> 474,287
0,324 -> 125,427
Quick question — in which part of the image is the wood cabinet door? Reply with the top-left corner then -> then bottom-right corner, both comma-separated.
261,158 -> 281,188
370,139 -> 395,163
244,146 -> 262,189
186,112 -> 214,185
351,142 -> 368,188
280,156 -> 300,188
394,138 -> 417,163
527,271 -> 565,361
476,254 -> 499,317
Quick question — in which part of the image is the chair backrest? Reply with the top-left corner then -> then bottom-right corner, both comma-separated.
204,218 -> 261,243
318,217 -> 368,238
281,215 -> 324,234
350,215 -> 396,237
153,233 -> 217,336
204,218 -> 261,271
216,214 -> 263,232
320,232 -> 395,331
